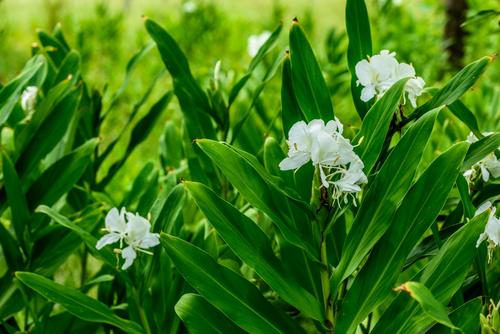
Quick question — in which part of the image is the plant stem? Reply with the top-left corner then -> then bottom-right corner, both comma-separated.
320,235 -> 334,331
133,288 -> 152,334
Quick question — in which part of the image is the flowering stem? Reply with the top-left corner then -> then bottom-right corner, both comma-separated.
320,235 -> 334,331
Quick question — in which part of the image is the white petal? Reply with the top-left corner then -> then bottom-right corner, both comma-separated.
360,85 -> 376,102
279,153 -> 310,170
105,207 -> 127,233
121,245 -> 137,270
96,233 -> 121,250
480,165 -> 490,182
475,201 -> 492,216
395,63 -> 415,79
125,213 -> 151,243
355,60 -> 375,86
288,121 -> 311,152
476,232 -> 488,248
139,233 -> 160,249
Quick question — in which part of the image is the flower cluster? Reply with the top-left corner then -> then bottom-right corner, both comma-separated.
279,119 -> 367,205
463,133 -> 500,183
475,201 -> 499,262
96,207 -> 160,270
247,31 -> 271,57
355,50 -> 425,107
21,86 -> 38,112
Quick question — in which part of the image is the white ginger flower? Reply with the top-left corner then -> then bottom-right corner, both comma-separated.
96,208 -> 160,270
355,50 -> 425,107
280,118 -> 367,205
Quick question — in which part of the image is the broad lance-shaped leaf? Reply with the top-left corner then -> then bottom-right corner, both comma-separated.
2,152 -> 31,246
345,0 -> 372,118
289,19 -> 333,121
427,297 -> 482,334
195,139 -> 318,259
15,272 -> 143,334
161,234 -> 305,334
447,100 -> 481,138
462,132 -> 500,171
144,18 -> 217,137
228,22 -> 283,108
175,294 -> 246,334
337,142 -> 468,334
16,87 -> 81,179
410,56 -> 492,120
54,50 -> 81,84
331,108 -> 439,293
394,282 -> 462,333
26,138 -> 98,210
281,53 -> 303,135
354,77 -> 409,173
184,181 -> 324,321
0,55 -> 47,126
372,211 -> 489,334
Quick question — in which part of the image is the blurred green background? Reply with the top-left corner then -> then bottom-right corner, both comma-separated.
0,0 -> 498,193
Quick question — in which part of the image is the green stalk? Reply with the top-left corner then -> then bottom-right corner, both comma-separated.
320,235 -> 334,331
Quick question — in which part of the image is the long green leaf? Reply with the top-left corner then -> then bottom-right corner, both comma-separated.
332,109 -> 438,292
427,297 -> 482,334
281,53 -> 303,134
2,152 -> 31,245
175,293 -> 246,334
372,212 -> 489,334
354,77 -> 409,173
395,281 -> 462,333
161,234 -> 305,334
15,272 -> 143,334
337,142 -> 468,333
0,55 -> 47,126
410,56 -> 492,120
144,18 -> 218,135
289,19 -> 333,121
345,0 -> 372,118
462,132 -> 500,171
185,181 -> 324,321
26,138 -> 98,210
196,139 -> 317,259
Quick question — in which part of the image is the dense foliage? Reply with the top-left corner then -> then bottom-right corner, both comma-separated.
0,0 -> 499,333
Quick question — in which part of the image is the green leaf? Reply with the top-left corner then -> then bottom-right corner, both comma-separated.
289,19 -> 333,121
54,50 -> 81,84
26,138 -> 98,210
161,234 -> 305,334
0,223 -> 24,270
427,297 -> 482,334
332,109 -> 438,291
35,206 -> 116,269
0,55 -> 47,126
395,281 -> 462,333
37,30 -> 69,66
462,132 -> 500,171
175,293 -> 246,334
104,43 -> 154,116
447,100 -> 481,137
372,212 -> 489,334
16,87 -> 81,178
184,181 -> 324,321
150,184 -> 186,234
354,77 -> 409,173
144,18 -> 218,135
2,151 -> 31,245
98,92 -> 172,188
15,272 -> 143,334
345,0 -> 372,118
337,142 -> 468,333
456,174 -> 475,219
196,139 -> 317,259
411,56 -> 492,120
281,54 -> 303,135
227,22 -> 283,108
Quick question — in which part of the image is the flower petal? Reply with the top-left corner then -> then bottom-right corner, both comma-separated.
139,233 -> 160,249
121,245 -> 137,270
96,233 -> 121,250
279,152 -> 310,170
105,207 -> 127,233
